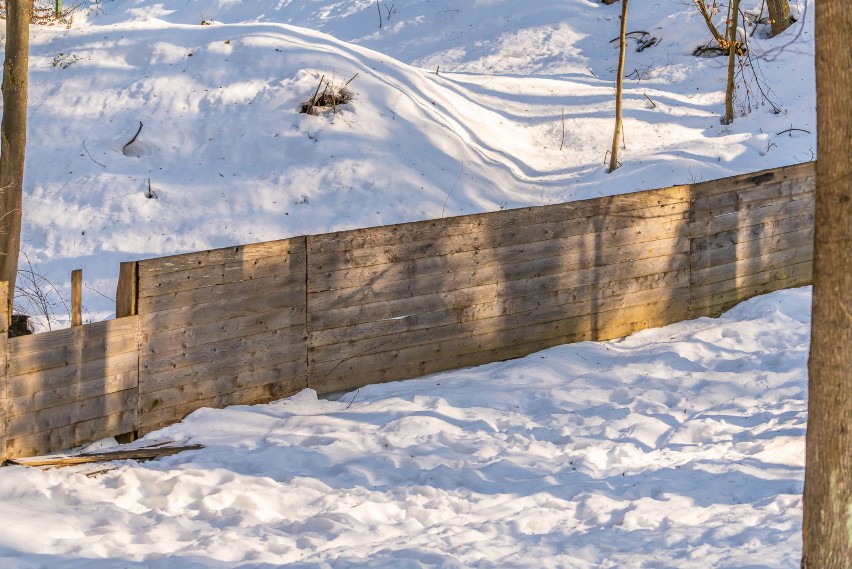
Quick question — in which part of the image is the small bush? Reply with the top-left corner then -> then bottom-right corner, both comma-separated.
300,74 -> 355,115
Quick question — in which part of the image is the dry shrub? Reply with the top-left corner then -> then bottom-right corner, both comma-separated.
300,74 -> 356,115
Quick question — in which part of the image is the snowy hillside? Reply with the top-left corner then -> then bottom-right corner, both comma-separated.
0,1 -> 815,566
13,0 -> 814,324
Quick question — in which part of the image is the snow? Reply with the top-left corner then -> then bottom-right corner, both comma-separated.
0,287 -> 811,567
1,0 -> 815,565
13,0 -> 814,325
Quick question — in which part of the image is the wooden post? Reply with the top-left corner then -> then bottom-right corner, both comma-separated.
0,281 -> 8,334
116,262 -> 138,318
71,269 -> 82,327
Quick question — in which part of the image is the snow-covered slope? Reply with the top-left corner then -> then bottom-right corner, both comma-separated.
0,2 -> 816,565
0,287 -> 810,568
15,0 -> 814,324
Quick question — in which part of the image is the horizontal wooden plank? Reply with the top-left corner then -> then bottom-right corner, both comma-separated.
6,389 -> 138,439
309,296 -> 689,391
138,287 -> 305,334
143,305 -> 306,357
689,197 -> 813,238
140,246 -> 305,300
690,260 -> 813,313
138,379 -> 302,436
10,444 -> 205,468
692,225 -> 813,270
4,410 -> 137,459
308,255 -> 690,330
309,186 -> 691,255
8,316 -> 137,356
692,176 -> 814,216
690,272 -> 813,319
310,233 -> 688,310
140,359 -> 305,415
8,319 -> 139,377
687,162 -> 815,200
310,309 -> 688,394
691,245 -> 812,288
8,370 -> 138,419
141,325 -> 305,377
7,348 -> 138,399
309,209 -> 690,272
310,222 -> 688,293
309,284 -> 690,366
309,269 -> 689,348
692,211 -> 814,256
138,270 -> 305,314
138,236 -> 306,278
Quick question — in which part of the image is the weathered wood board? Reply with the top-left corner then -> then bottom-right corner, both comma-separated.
688,162 -> 815,318
136,237 -> 308,435
307,186 -> 694,393
3,316 -> 140,459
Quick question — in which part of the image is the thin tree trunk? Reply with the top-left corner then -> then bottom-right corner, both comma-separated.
766,0 -> 792,37
608,0 -> 628,173
802,0 -> 852,566
721,0 -> 741,125
0,0 -> 31,297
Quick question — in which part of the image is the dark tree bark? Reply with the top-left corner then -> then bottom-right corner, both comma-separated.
766,0 -> 792,37
0,0 -> 31,297
802,0 -> 852,567
608,0 -> 628,173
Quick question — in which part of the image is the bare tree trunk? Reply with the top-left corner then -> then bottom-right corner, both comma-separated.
802,0 -> 852,566
766,0 -> 792,37
608,0 -> 628,173
0,0 -> 31,296
721,0 -> 741,125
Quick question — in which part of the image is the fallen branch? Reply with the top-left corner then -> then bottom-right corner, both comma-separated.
82,140 -> 105,167
5,444 -> 205,469
643,92 -> 657,108
776,126 -> 811,137
122,121 -> 144,155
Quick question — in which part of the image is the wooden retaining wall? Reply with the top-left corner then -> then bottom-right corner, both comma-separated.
135,237 -> 308,435
0,162 -> 815,460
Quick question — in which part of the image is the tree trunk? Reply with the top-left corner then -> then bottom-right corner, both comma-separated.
766,0 -> 792,37
608,0 -> 628,173
721,0 -> 741,125
802,0 -> 852,566
0,0 -> 31,297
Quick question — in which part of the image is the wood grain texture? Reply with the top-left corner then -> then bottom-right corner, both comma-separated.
7,317 -> 138,377
138,237 -> 305,278
136,237 -> 308,438
71,269 -> 82,327
310,210 -> 689,272
116,262 -> 138,318
138,379 -> 300,436
310,187 -> 690,254
4,409 -> 137,459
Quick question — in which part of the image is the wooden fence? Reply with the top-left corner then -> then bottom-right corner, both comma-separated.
0,162 -> 816,460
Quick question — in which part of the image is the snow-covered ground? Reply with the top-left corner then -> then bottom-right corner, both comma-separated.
13,0 -> 814,325
0,287 -> 810,567
1,1 -> 815,566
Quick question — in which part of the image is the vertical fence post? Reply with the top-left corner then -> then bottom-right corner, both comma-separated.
116,262 -> 138,318
71,269 -> 82,327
